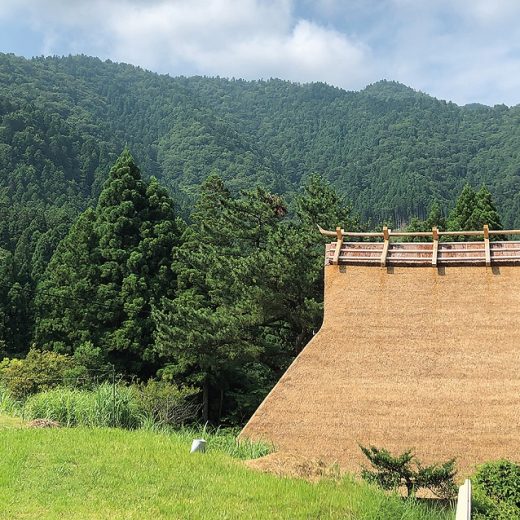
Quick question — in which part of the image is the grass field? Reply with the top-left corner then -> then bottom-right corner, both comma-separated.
0,416 -> 453,519
0,414 -> 23,428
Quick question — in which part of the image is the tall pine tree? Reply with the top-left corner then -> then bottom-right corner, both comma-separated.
34,209 -> 100,353
447,184 -> 477,231
35,150 -> 180,375
154,176 -> 291,421
448,184 -> 502,232
154,174 -> 357,423
473,185 -> 502,230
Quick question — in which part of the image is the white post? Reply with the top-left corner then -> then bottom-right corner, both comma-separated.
190,439 -> 206,453
455,479 -> 472,520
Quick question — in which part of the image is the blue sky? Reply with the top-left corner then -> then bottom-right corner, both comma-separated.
1,0 -> 520,106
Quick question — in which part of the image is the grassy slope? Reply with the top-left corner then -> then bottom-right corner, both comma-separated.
0,414 -> 23,428
0,421 -> 451,520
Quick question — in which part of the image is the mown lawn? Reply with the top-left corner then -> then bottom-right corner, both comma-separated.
0,414 -> 23,428
0,422 -> 452,519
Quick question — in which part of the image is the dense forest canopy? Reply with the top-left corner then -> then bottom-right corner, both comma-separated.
0,53 -> 515,422
2,53 -> 520,227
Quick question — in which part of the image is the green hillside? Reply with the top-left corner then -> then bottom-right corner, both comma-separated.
2,53 -> 520,227
0,421 -> 452,519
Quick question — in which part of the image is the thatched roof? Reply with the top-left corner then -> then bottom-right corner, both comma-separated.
241,262 -> 520,478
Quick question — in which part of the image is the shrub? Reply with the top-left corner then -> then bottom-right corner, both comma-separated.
72,341 -> 108,371
473,460 -> 520,519
55,341 -> 113,390
0,349 -> 75,399
133,380 -> 199,427
360,445 -> 457,498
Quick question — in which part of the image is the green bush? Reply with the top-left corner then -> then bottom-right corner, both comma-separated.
360,445 -> 457,499
23,383 -> 142,428
473,460 -> 520,519
133,380 -> 199,427
72,341 -> 108,371
0,349 -> 75,399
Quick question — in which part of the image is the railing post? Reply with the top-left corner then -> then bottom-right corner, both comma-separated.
332,227 -> 344,265
381,226 -> 391,267
432,226 -> 439,267
456,479 -> 472,520
483,224 -> 491,267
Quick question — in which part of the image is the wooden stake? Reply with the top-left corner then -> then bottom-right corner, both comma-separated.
432,227 -> 439,267
332,227 -> 344,265
483,224 -> 491,267
381,226 -> 391,267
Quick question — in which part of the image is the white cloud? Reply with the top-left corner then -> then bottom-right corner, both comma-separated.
215,20 -> 371,87
1,0 -> 520,105
6,0 -> 373,89
363,0 -> 520,105
107,0 -> 295,72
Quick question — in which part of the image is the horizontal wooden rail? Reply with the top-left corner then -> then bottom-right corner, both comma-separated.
319,225 -> 520,239
389,231 -> 433,237
323,225 -> 520,267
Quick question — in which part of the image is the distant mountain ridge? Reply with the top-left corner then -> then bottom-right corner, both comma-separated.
1,53 -> 520,227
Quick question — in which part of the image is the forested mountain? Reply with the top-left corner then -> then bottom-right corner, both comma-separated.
2,52 -> 520,229
0,52 -> 516,421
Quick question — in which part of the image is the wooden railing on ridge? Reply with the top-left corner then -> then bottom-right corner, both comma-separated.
319,225 -> 520,267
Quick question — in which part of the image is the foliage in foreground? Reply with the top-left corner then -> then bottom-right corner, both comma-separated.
360,445 -> 457,499
0,425 -> 453,520
0,349 -> 76,399
472,460 -> 520,519
0,380 -> 199,430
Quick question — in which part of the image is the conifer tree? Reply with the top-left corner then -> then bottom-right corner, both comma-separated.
447,184 -> 477,231
34,209 -> 100,353
447,184 -> 502,233
296,174 -> 355,230
425,201 -> 446,230
154,174 -> 357,422
154,175 -> 271,421
473,185 -> 502,230
35,150 -> 179,374
286,174 -> 358,350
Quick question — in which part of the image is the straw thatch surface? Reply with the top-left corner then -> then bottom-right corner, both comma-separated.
240,265 -> 520,478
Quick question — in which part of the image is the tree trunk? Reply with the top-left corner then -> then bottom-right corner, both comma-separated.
202,379 -> 209,422
217,388 -> 224,423
405,480 -> 415,498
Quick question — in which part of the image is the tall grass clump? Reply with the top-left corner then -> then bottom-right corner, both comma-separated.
0,385 -> 20,415
23,383 -> 142,428
91,383 -> 142,428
